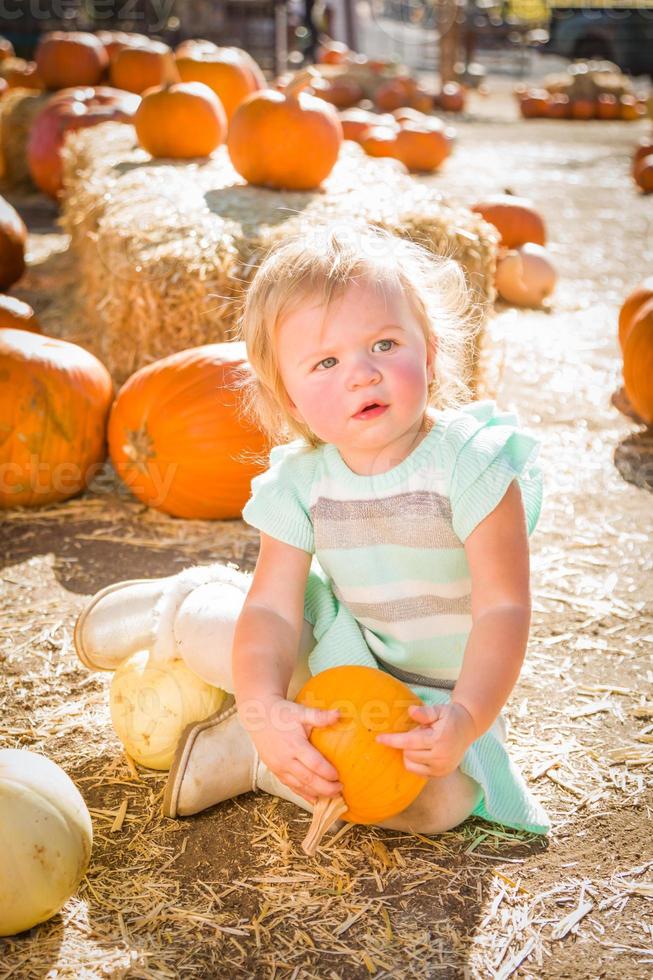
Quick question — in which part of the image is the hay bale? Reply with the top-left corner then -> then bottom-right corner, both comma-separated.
0,89 -> 48,190
60,122 -> 498,386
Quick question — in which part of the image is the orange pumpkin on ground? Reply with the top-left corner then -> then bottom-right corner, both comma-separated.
0,195 -> 27,291
394,122 -> 454,173
0,296 -> 41,333
547,94 -> 570,119
1,58 -> 43,90
227,70 -> 343,191
0,329 -> 113,508
338,107 -> 377,142
28,86 -> 140,199
316,40 -> 350,65
437,81 -> 465,113
311,76 -> 363,110
359,124 -> 399,160
618,278 -> 653,350
134,82 -> 227,159
517,88 -> 549,119
110,40 -> 178,94
35,32 -> 108,89
622,299 -> 653,424
374,76 -> 417,112
620,95 -> 643,121
409,87 -> 434,113
296,665 -> 427,854
107,341 -> 268,519
633,154 -> 653,194
175,45 -> 265,122
569,98 -> 595,121
470,194 -> 546,248
633,139 -> 653,173
596,94 -> 620,120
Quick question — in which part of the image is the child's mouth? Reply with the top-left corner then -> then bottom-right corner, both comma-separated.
353,403 -> 388,420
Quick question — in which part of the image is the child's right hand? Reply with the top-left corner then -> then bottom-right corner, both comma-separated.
246,697 -> 343,805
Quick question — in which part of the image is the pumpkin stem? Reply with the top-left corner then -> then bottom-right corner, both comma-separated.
301,793 -> 348,856
123,423 -> 155,476
285,67 -> 320,101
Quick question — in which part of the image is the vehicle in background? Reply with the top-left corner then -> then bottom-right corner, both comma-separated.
542,2 -> 653,77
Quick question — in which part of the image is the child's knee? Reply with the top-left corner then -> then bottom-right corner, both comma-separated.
376,770 -> 482,835
173,581 -> 247,690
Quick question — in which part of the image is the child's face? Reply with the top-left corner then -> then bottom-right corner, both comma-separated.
276,279 -> 436,470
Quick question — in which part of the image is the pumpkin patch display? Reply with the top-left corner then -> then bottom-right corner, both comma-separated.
35,31 -> 108,89
107,341 -> 267,519
0,295 -> 41,332
471,194 -> 546,249
0,749 -> 93,936
495,243 -> 557,308
110,40 -> 178,94
109,651 -> 225,770
0,329 -> 113,508
622,299 -> 653,424
227,70 -> 343,191
134,81 -> 227,159
0,194 -> 27,290
175,45 -> 264,123
618,278 -> 653,350
27,86 -> 140,199
518,60 -> 645,121
295,666 -> 428,854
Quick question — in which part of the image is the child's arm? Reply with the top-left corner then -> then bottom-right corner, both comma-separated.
376,481 -> 530,776
451,479 -> 531,739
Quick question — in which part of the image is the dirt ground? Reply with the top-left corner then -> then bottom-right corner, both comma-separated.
1,90 -> 653,979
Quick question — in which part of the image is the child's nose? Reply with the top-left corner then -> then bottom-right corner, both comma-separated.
347,355 -> 382,388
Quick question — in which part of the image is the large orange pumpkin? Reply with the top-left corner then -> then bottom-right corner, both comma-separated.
0,195 -> 27,291
28,86 -> 140,199
296,666 -> 427,854
35,32 -> 108,89
175,46 -> 264,123
0,296 -> 41,333
110,40 -> 178,94
227,70 -> 343,191
107,341 -> 268,519
0,329 -> 113,508
134,82 -> 227,158
618,278 -> 653,350
470,194 -> 546,248
622,299 -> 653,424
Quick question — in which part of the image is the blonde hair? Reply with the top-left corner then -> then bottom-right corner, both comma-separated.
235,222 -> 479,451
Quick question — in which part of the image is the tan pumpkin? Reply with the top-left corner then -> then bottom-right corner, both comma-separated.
633,154 -> 653,194
0,195 -> 27,291
0,295 -> 41,333
622,299 -> 653,424
296,666 -> 427,854
134,82 -> 227,159
28,86 -> 140,199
0,329 -> 113,508
618,278 -> 653,350
35,32 -> 108,89
471,194 -> 546,248
107,341 -> 268,519
394,122 -> 453,173
110,40 -> 178,94
175,45 -> 264,122
227,70 -> 343,191
495,243 -> 557,308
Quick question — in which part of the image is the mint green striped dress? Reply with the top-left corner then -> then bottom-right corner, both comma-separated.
242,401 -> 550,834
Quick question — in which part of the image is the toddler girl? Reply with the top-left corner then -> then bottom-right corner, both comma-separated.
76,222 -> 549,836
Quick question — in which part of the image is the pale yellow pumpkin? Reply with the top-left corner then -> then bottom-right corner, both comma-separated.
109,651 -> 225,769
0,749 -> 93,936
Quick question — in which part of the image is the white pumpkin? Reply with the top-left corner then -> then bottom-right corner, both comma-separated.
0,749 -> 93,936
110,650 -> 225,770
495,243 -> 557,308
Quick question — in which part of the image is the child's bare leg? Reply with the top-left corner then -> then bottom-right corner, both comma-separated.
376,769 -> 483,835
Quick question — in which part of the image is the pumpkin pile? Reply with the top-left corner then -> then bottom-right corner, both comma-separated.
471,194 -> 557,308
616,280 -> 653,425
344,105 -> 455,173
516,61 -> 647,121
295,666 -> 428,855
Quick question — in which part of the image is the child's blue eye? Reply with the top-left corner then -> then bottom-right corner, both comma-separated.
314,339 -> 396,371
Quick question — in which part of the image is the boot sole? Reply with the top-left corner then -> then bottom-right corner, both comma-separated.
162,694 -> 237,819
73,577 -> 162,671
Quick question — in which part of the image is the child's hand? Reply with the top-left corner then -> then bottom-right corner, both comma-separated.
246,697 -> 343,805
375,702 -> 477,780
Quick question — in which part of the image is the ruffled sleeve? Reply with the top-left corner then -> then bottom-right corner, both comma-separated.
441,401 -> 542,542
241,440 -> 317,553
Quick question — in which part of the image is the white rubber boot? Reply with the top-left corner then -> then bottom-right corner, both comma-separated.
73,562 -> 251,672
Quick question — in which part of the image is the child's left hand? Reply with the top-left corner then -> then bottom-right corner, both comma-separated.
375,702 -> 477,780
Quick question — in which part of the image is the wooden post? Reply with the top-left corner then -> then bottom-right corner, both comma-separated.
439,0 -> 460,85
